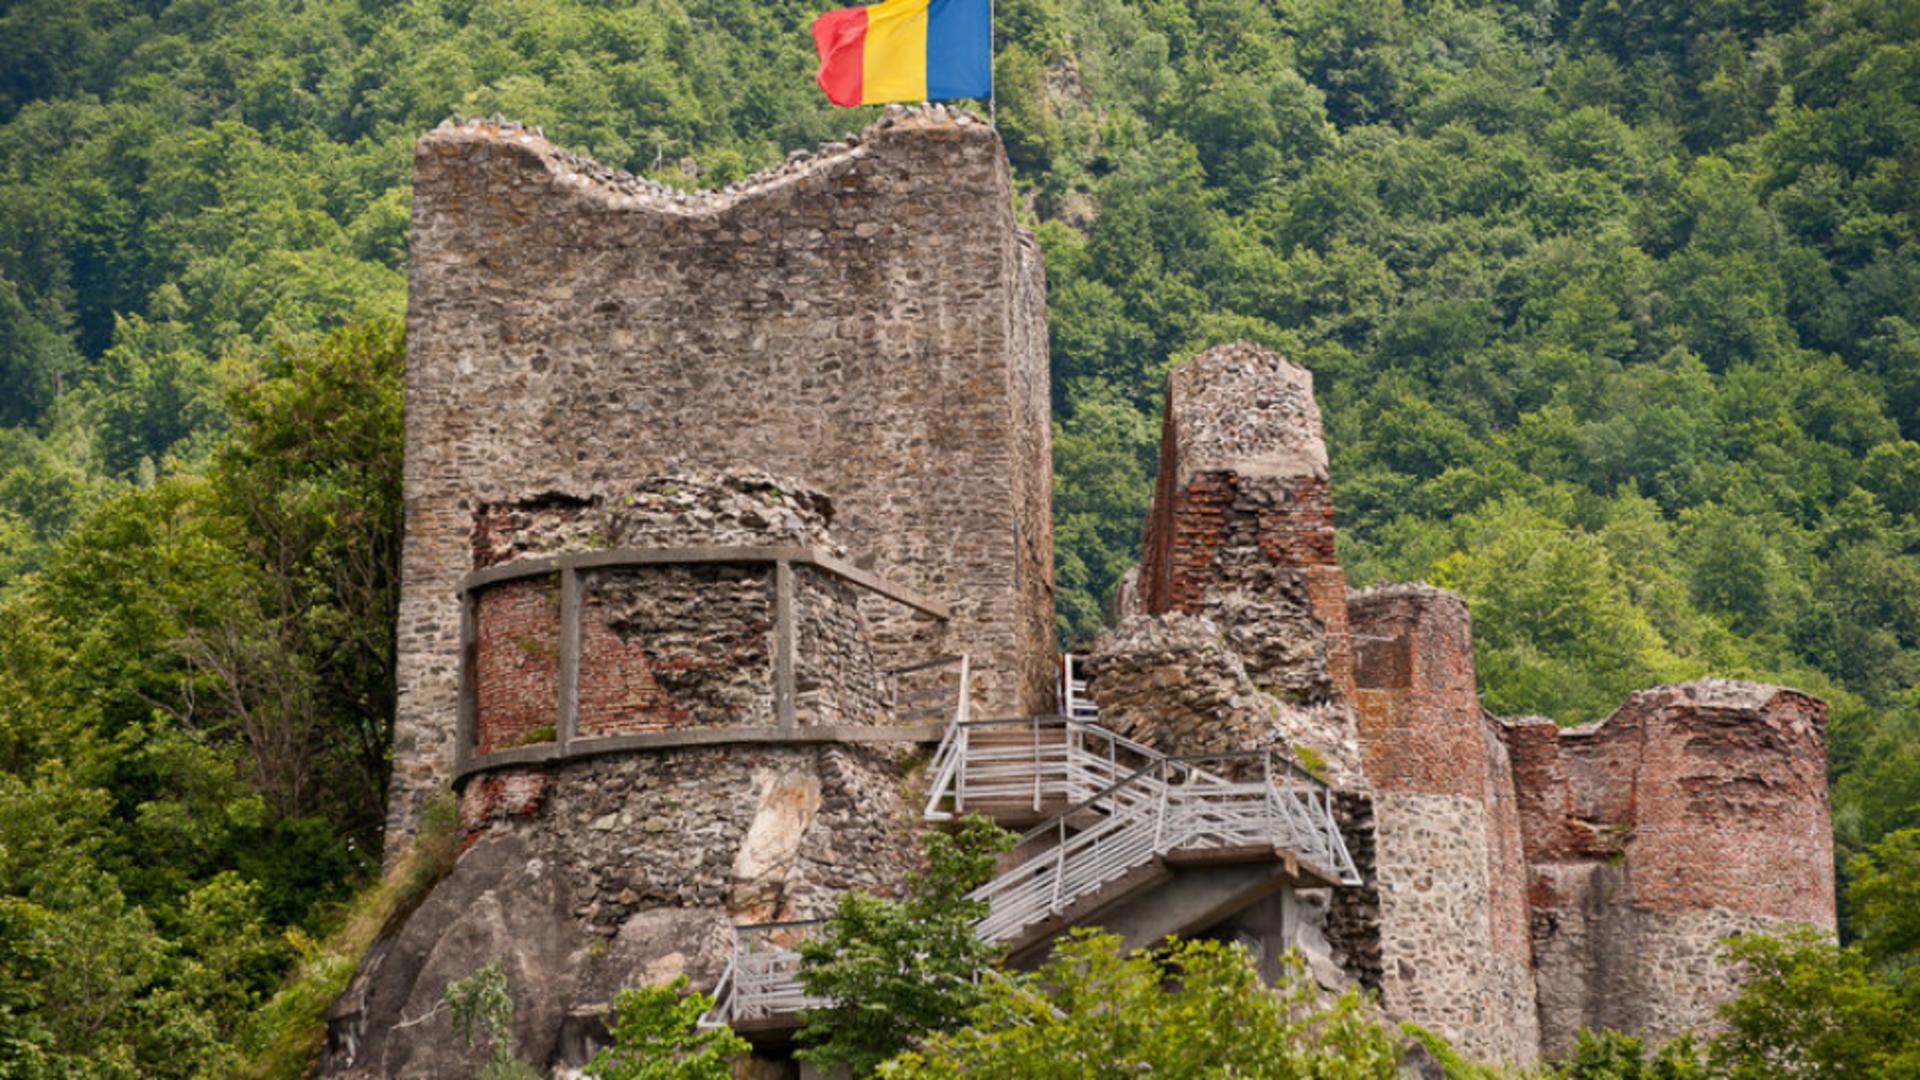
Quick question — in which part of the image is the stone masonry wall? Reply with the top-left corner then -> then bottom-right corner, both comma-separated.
1505,681 -> 1835,1056
391,107 -> 1054,844
576,566 -> 777,733
1083,612 -> 1365,788
324,472 -> 925,1076
327,742 -> 923,1077
1123,341 -> 1367,778
1350,585 -> 1540,1065
466,476 -> 893,747
1139,341 -> 1355,703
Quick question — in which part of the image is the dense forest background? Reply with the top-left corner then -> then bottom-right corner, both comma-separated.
1,0 -> 1917,1074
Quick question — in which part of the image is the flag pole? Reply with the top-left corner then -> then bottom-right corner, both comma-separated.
988,0 -> 997,126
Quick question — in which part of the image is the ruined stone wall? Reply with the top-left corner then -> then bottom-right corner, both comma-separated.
1350,585 -> 1539,1065
1117,342 -> 1367,776
1138,342 -> 1354,703
326,475 -> 928,1077
391,107 -> 1054,843
1506,682 -> 1835,1057
466,477 -> 892,748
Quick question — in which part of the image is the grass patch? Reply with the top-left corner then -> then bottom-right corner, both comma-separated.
501,724 -> 557,749
231,797 -> 462,1080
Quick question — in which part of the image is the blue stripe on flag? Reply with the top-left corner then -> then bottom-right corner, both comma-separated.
925,0 -> 991,101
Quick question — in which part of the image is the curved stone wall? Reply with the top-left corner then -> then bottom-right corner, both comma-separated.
328,742 -> 922,1077
466,475 -> 893,751
1350,585 -> 1540,1065
324,474 -> 933,1076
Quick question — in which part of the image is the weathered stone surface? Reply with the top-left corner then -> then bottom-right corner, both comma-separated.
389,108 -> 1056,846
332,744 -> 922,1076
322,834 -> 579,1078
467,475 -> 892,748
1137,342 -> 1354,703
1348,584 -> 1539,1063
1082,612 -> 1363,787
730,767 -> 825,921
1505,680 -> 1836,1057
1371,792 -> 1539,1065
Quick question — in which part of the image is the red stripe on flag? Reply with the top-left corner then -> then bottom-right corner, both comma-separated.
812,6 -> 868,107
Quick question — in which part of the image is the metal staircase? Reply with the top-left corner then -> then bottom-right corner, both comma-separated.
701,656 -> 1361,1033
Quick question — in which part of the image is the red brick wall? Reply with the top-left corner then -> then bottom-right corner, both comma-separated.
473,578 -> 561,752
1350,588 -> 1486,798
576,589 -> 691,736
1508,684 -> 1835,924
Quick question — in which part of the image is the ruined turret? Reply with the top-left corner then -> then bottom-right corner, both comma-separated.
388,107 -> 1055,849
1088,341 -> 1835,1065
339,108 -> 1055,1077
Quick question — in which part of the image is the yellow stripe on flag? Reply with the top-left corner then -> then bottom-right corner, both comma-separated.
861,0 -> 929,104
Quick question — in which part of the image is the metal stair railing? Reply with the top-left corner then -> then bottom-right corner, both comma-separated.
700,920 -> 829,1029
966,748 -> 1359,946
1059,652 -> 1099,721
706,710 -> 1363,1032
922,716 -> 1169,822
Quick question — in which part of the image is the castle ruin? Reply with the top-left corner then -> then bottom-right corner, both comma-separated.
327,109 -> 1836,1076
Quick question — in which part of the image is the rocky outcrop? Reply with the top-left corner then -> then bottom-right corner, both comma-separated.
326,744 -> 920,1076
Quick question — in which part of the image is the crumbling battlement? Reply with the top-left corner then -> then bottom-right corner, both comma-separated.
1139,341 -> 1353,702
1505,681 -> 1835,1057
389,107 -> 1056,846
1097,342 -> 1835,1065
1349,585 -> 1539,1064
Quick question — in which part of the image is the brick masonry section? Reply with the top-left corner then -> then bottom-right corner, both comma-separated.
467,475 -> 896,745
1350,585 -> 1539,1063
473,579 -> 561,753
1505,681 -> 1836,1056
389,107 -> 1055,846
1111,342 -> 1836,1065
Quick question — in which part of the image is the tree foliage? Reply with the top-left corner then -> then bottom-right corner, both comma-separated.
796,815 -> 1015,1077
585,976 -> 750,1080
880,930 -> 1401,1079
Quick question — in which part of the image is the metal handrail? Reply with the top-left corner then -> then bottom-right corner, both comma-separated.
707,721 -> 1362,1032
923,715 -> 1186,822
700,920 -> 830,1028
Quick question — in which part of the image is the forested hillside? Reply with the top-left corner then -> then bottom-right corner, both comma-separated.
1,0 -> 1918,1074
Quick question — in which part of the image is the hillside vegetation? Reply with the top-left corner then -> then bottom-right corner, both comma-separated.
0,0 -> 1918,1074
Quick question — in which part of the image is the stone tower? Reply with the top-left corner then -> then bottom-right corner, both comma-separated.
334,108 -> 1055,1076
388,108 -> 1056,847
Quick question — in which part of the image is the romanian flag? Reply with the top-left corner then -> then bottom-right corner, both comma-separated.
812,0 -> 992,107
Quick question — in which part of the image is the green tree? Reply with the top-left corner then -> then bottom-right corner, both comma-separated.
1552,1029 -> 1708,1080
586,976 -> 750,1080
444,961 -> 541,1080
795,815 -> 1015,1077
1710,931 -> 1920,1079
881,930 -> 1401,1078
